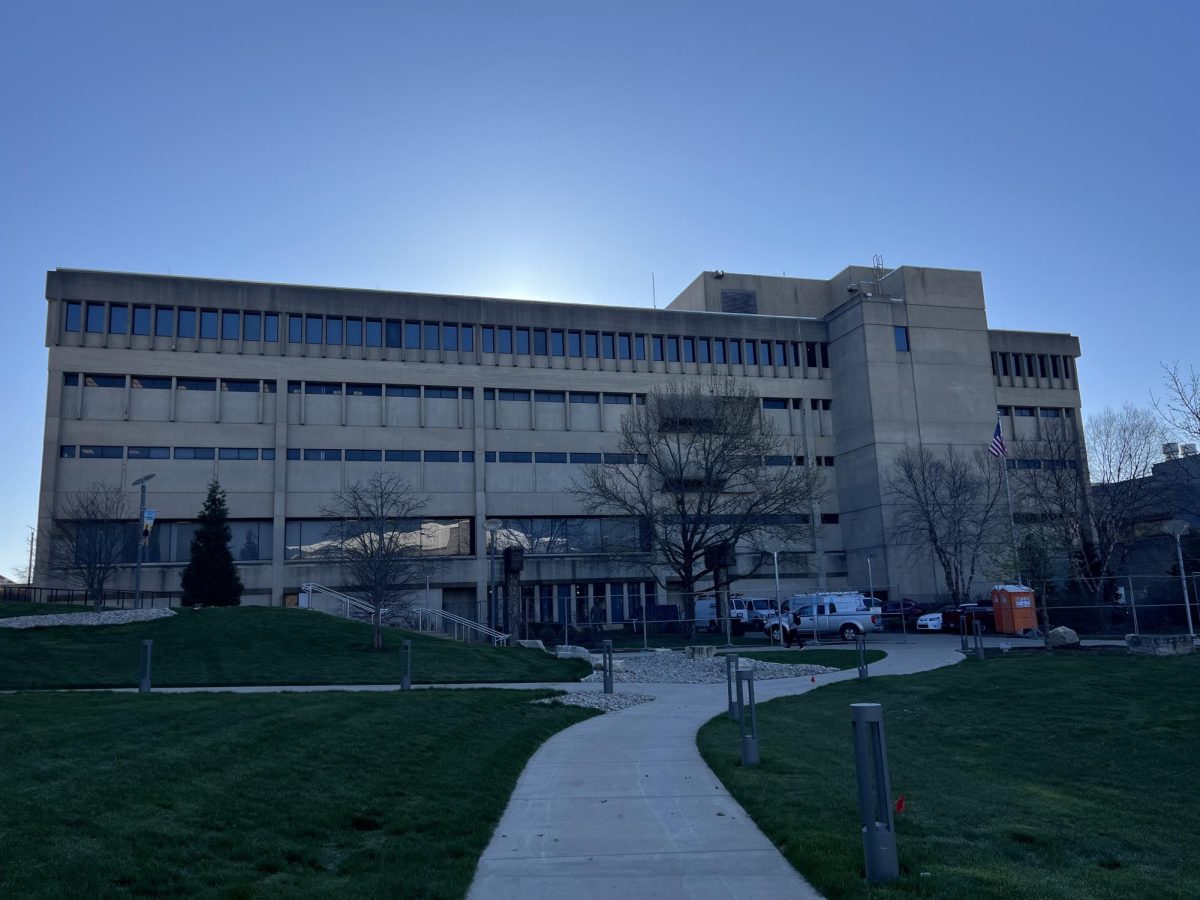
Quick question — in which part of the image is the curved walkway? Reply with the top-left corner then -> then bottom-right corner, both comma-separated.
467,642 -> 963,900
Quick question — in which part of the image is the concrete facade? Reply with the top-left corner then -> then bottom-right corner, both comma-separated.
36,265 -> 1083,617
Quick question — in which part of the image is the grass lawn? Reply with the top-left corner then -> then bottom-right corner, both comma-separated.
0,689 -> 592,898
0,606 -> 590,689
698,652 -> 1200,899
0,601 -> 94,618
735,648 -> 887,670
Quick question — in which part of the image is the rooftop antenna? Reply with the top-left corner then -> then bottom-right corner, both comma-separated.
651,272 -> 657,309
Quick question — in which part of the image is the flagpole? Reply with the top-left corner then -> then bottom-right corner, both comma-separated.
996,416 -> 1021,586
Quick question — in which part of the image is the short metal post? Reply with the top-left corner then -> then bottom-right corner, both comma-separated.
401,639 -> 412,690
602,640 -> 614,694
959,617 -> 969,654
856,635 -> 868,681
138,639 -> 153,694
737,668 -> 759,766
1127,575 -> 1138,635
726,653 -> 740,722
973,619 -> 985,661
851,703 -> 899,884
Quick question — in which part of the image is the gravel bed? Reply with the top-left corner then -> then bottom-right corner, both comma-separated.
532,692 -> 656,712
0,608 -> 176,630
580,651 -> 836,684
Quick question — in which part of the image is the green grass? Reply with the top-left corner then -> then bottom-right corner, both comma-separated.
0,606 -> 590,689
0,601 -> 94,618
0,689 -> 593,898
698,653 -> 1200,899
735,648 -> 887,670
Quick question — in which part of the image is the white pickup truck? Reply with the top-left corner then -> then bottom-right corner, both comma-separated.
694,595 -> 774,633
763,592 -> 882,642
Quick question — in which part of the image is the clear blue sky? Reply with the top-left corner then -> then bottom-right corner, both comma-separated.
1,1 -> 1196,577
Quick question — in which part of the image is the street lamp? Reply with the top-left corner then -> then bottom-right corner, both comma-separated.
1162,519 -> 1195,639
484,519 -> 502,630
770,547 -> 782,647
132,473 -> 156,609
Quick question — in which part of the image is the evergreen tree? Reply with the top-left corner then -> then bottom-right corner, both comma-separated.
180,480 -> 243,607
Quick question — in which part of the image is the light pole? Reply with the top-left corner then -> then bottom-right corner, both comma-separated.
132,473 -> 156,610
1163,520 -> 1195,639
25,525 -> 35,586
771,548 -> 782,647
484,519 -> 501,631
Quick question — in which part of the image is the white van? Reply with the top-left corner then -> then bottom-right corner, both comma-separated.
694,595 -> 774,632
764,592 -> 881,642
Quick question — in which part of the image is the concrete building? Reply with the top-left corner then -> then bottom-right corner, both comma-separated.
36,264 -> 1083,621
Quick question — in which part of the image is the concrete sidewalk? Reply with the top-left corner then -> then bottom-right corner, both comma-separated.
467,641 -> 964,900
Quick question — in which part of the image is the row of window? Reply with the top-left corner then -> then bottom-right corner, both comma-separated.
63,302 -> 832,370
991,351 -> 1075,381
286,449 -> 475,462
66,373 -> 279,392
762,398 -> 832,411
1006,458 -> 1080,471
997,406 -> 1074,419
61,446 -> 276,460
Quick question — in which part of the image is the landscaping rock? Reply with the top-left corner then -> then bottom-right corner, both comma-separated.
554,644 -> 592,661
1125,634 -> 1196,657
0,608 -> 175,630
516,639 -> 547,651
1045,626 -> 1080,649
684,645 -> 717,660
581,651 -> 835,684
532,692 -> 655,713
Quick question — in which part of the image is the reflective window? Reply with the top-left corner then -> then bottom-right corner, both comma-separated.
760,341 -> 771,365
305,315 -> 323,345
221,379 -> 259,393
176,378 -> 216,391
551,330 -> 565,356
131,376 -> 171,390
345,319 -> 363,346
243,312 -> 261,342
515,327 -> 530,355
443,323 -> 458,351
132,305 -> 151,335
388,320 -> 405,349
262,448 -> 276,460
199,309 -> 218,340
498,327 -> 513,354
79,445 -> 123,459
63,373 -> 79,386
602,333 -> 615,359
570,392 -> 599,404
127,446 -> 169,459
86,303 -> 106,333
65,301 -> 82,332
346,383 -> 382,397
568,331 -> 582,357
85,373 -> 125,388
60,445 -> 76,458
482,326 -> 495,353
652,336 -> 663,361
535,390 -> 565,402
894,326 -> 909,352
534,329 -> 548,355
745,341 -> 757,365
304,382 -> 341,395
109,305 -> 130,334
635,335 -> 646,360
402,321 -> 419,349
460,324 -> 473,352
365,318 -> 382,347
618,334 -> 631,360
682,337 -> 695,363
345,449 -> 382,461
729,340 -> 742,364
218,311 -> 238,341
585,332 -> 599,358
666,336 -> 679,362
713,339 -> 726,364
424,322 -> 440,350
264,313 -> 279,342
774,341 -> 786,366
174,447 -> 215,460
386,385 -> 420,398
385,449 -> 421,461
325,317 -> 343,345
697,339 -> 710,364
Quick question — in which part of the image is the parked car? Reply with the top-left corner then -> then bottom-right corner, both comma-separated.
694,595 -> 774,633
881,599 -> 927,627
764,592 -> 882,642
918,602 -> 994,633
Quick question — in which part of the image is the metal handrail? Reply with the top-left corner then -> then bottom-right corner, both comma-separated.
301,582 -> 380,619
300,583 -> 509,645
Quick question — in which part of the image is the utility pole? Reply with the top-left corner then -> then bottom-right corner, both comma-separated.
132,474 -> 156,609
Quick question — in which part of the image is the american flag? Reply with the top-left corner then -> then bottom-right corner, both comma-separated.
989,421 -> 1008,458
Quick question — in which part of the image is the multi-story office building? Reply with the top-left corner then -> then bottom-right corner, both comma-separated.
36,264 -> 1083,620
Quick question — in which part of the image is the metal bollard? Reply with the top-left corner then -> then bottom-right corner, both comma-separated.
856,635 -> 868,681
138,639 -> 153,694
736,668 -> 759,766
725,653 -> 740,722
602,640 -> 614,694
959,617 -> 969,654
401,639 -> 413,690
973,620 -> 985,661
850,703 -> 899,883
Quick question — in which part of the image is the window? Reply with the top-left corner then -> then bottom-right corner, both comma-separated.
345,449 -> 382,461
794,455 -> 806,466
425,386 -> 459,399
998,353 -> 1010,377
243,312 -> 261,342
175,447 -> 215,460
287,381 -> 302,394
303,449 -> 342,461
763,398 -> 788,410
347,383 -> 382,397
385,450 -> 421,461
132,306 -> 151,335
442,323 -> 458,351
550,330 -> 565,356
764,455 -> 792,466
425,322 -> 440,350
816,456 -> 835,466
570,452 -> 602,463
603,393 -> 632,405
85,373 -> 124,388
745,341 -> 757,366
820,343 -> 830,368
65,301 -> 82,332
894,326 -> 909,352
219,448 -> 260,460
325,317 -> 343,345
192,309 -> 215,340
425,450 -> 461,462
729,340 -> 742,365
304,382 -> 341,395
462,388 -> 473,399
602,333 -> 615,359
652,335 -> 664,361
63,373 -> 79,386
261,449 -> 276,460
482,326 -> 495,353
461,325 -> 474,352
264,313 -> 279,343
365,318 -> 382,347
109,305 -> 129,334
535,390 -> 565,403
760,341 -> 772,365
821,513 -> 840,524
697,338 -> 710,364
515,327 -> 530,355
1012,354 -> 1023,377
1063,357 -> 1074,380
386,384 -> 419,398
666,336 -> 679,362
634,335 -> 646,360
713,339 -> 726,364
131,375 -> 171,390
570,391 -> 599,404
263,380 -> 277,393
305,315 -> 323,345
222,311 -> 240,341
86,303 -> 106,333
618,334 -> 631,360
774,341 -> 786,366
1051,356 -> 1061,378
536,451 -> 568,463
461,451 -> 474,462
403,321 -> 419,350
483,389 -> 494,400
498,389 -> 530,402
177,378 -> 216,391
585,332 -> 599,358
286,448 -> 300,460
79,445 -> 122,459
604,453 -> 636,464
1040,408 -> 1061,418
682,337 -> 695,363
220,379 -> 259,393
1014,406 -> 1035,417
498,451 -> 533,463
497,327 -> 513,354
345,319 -> 363,346
60,445 -> 76,458
997,406 -> 1011,417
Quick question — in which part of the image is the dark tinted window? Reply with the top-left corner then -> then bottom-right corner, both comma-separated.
365,318 -> 382,346
385,450 -> 421,461
425,386 -> 458,399
304,382 -> 341,395
288,315 -> 303,343
176,378 -> 216,391
325,317 -> 342,345
303,449 -> 341,461
65,302 -> 82,332
602,333 -> 615,359
345,449 -> 382,461
127,446 -> 169,459
568,331 -> 582,356
59,445 -> 76,458
199,309 -> 218,340
534,329 -> 548,355
424,322 -> 439,350
219,448 -> 258,460
425,450 -> 461,462
345,319 -> 363,346
175,447 -> 215,460
264,313 -> 279,342
443,323 -> 458,351
570,392 -> 599,404
346,383 -> 382,397
482,326 -> 495,353
570,452 -> 602,463
305,316 -> 323,345
85,373 -> 124,388
86,303 -> 106,333
499,389 -> 530,402
515,327 -> 530,354
535,391 -> 565,402
603,393 -> 631,405
63,373 -> 79,386
894,326 -> 909,352
131,375 -> 171,390
109,305 -> 129,334
498,327 -> 513,354
243,312 -> 261,341
536,452 -> 567,463
498,451 -> 532,463
386,385 -> 420,398
403,321 -> 419,349
551,330 -> 565,356
388,320 -> 405,349
79,445 -> 122,458
763,398 -> 787,409
132,306 -> 151,335
585,332 -> 599,358
221,379 -> 259,393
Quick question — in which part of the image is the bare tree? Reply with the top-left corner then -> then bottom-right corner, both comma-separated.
571,376 -> 825,632
49,483 -> 133,609
1156,363 -> 1200,444
1013,407 -> 1165,596
888,446 -> 1006,604
322,471 -> 429,650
